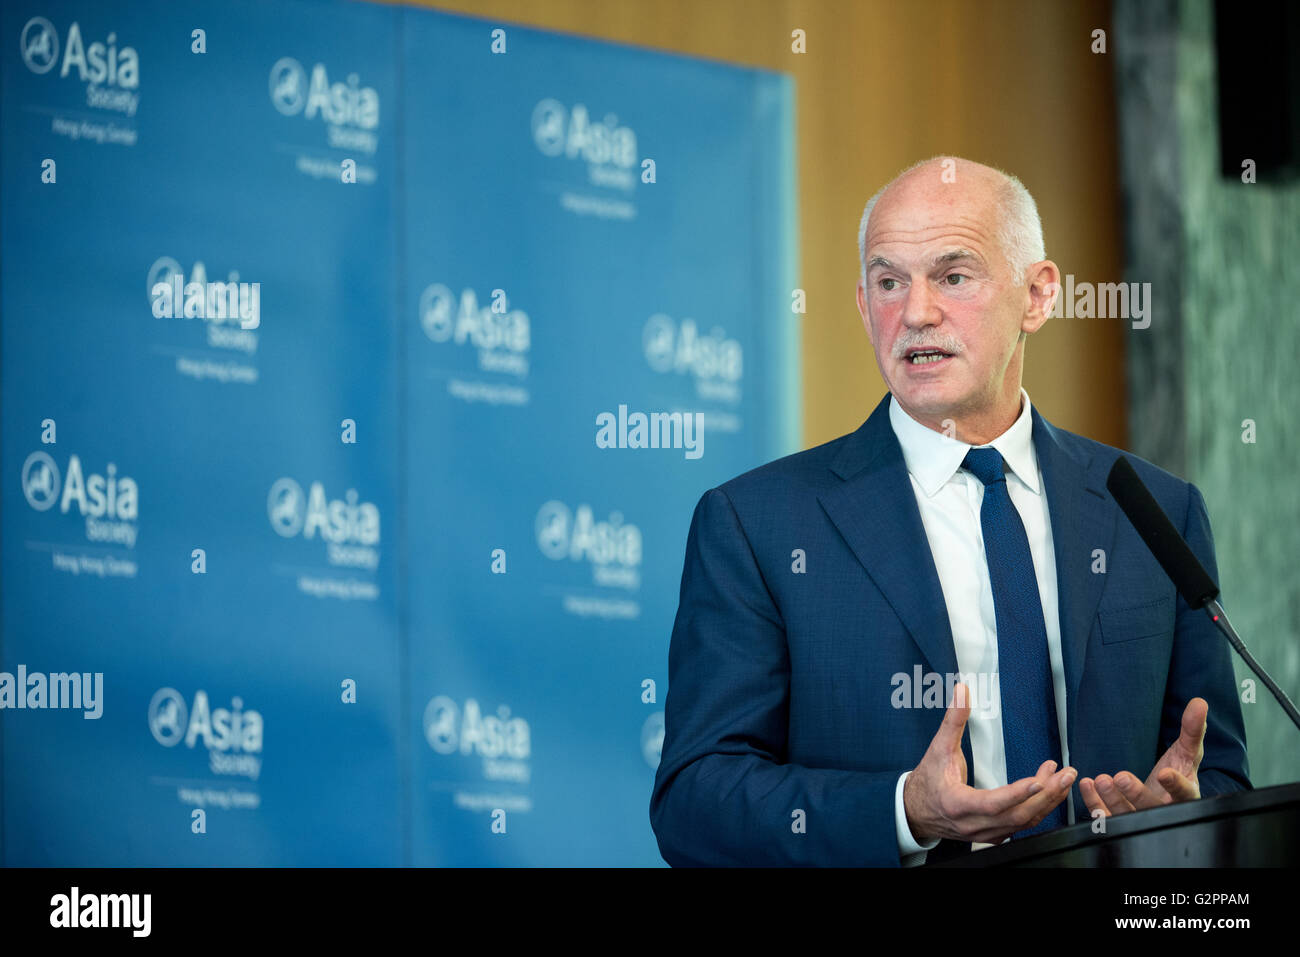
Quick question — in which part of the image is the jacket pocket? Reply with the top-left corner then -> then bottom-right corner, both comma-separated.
1098,596 -> 1173,644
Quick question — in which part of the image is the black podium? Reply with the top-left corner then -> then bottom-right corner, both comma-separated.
928,782 -> 1300,866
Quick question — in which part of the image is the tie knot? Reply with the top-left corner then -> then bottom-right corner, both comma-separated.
962,447 -> 1006,486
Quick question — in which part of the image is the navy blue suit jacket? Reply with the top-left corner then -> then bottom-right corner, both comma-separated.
649,394 -> 1250,866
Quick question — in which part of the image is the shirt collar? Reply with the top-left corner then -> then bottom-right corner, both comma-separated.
887,388 -> 1041,497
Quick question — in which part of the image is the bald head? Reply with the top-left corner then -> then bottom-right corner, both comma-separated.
858,156 -> 1045,287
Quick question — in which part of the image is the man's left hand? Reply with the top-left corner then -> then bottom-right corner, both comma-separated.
1079,697 -> 1207,816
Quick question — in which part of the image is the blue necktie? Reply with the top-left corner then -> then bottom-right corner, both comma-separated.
962,447 -> 1065,836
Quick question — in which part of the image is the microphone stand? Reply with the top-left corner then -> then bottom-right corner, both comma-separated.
1202,598 -> 1300,732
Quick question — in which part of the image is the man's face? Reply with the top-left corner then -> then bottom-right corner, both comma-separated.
856,169 -> 1037,424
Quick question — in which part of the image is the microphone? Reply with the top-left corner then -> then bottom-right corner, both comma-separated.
1106,455 -> 1300,731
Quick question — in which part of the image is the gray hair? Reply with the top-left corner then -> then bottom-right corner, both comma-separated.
857,157 -> 1046,286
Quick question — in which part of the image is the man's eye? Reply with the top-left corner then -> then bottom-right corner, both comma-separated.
880,278 -> 899,291
944,273 -> 968,285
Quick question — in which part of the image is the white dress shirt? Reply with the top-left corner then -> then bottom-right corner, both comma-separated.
888,389 -> 1071,865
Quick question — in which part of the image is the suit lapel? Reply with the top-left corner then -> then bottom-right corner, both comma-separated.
818,396 -> 1116,801
817,395 -> 960,680
1031,409 -> 1116,748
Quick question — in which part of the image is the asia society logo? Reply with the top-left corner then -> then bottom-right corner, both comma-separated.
418,284 -> 451,341
534,501 -> 571,559
531,99 -> 566,156
21,451 -> 138,520
266,477 -> 380,550
21,451 -> 60,511
19,18 -> 139,89
148,688 -> 262,753
148,687 -> 264,779
20,17 -> 58,74
535,501 -> 641,589
535,500 -> 641,565
268,57 -> 306,115
147,687 -> 188,747
268,57 -> 379,130
267,477 -> 306,537
642,314 -> 743,382
423,695 -> 530,759
418,283 -> 530,352
530,97 -> 636,167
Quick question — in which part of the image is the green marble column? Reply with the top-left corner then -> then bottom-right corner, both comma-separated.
1116,0 -> 1300,787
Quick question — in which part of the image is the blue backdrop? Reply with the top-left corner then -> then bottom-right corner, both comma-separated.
1,0 -> 797,865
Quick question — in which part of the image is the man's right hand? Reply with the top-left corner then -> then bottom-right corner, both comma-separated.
903,682 -> 1076,845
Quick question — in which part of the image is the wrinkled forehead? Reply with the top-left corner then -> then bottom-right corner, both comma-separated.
866,172 -> 1004,263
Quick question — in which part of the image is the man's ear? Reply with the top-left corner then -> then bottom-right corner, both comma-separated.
856,280 -> 874,344
1023,260 -> 1061,335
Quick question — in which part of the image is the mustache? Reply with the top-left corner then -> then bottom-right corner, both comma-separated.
892,330 -> 964,360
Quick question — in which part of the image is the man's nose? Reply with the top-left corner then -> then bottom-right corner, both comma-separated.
901,280 -> 942,328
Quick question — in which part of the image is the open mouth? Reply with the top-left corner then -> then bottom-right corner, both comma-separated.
904,349 -> 953,366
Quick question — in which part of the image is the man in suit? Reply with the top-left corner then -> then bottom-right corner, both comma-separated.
649,156 -> 1250,866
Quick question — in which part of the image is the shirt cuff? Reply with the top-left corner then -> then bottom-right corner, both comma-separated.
896,770 -> 941,862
